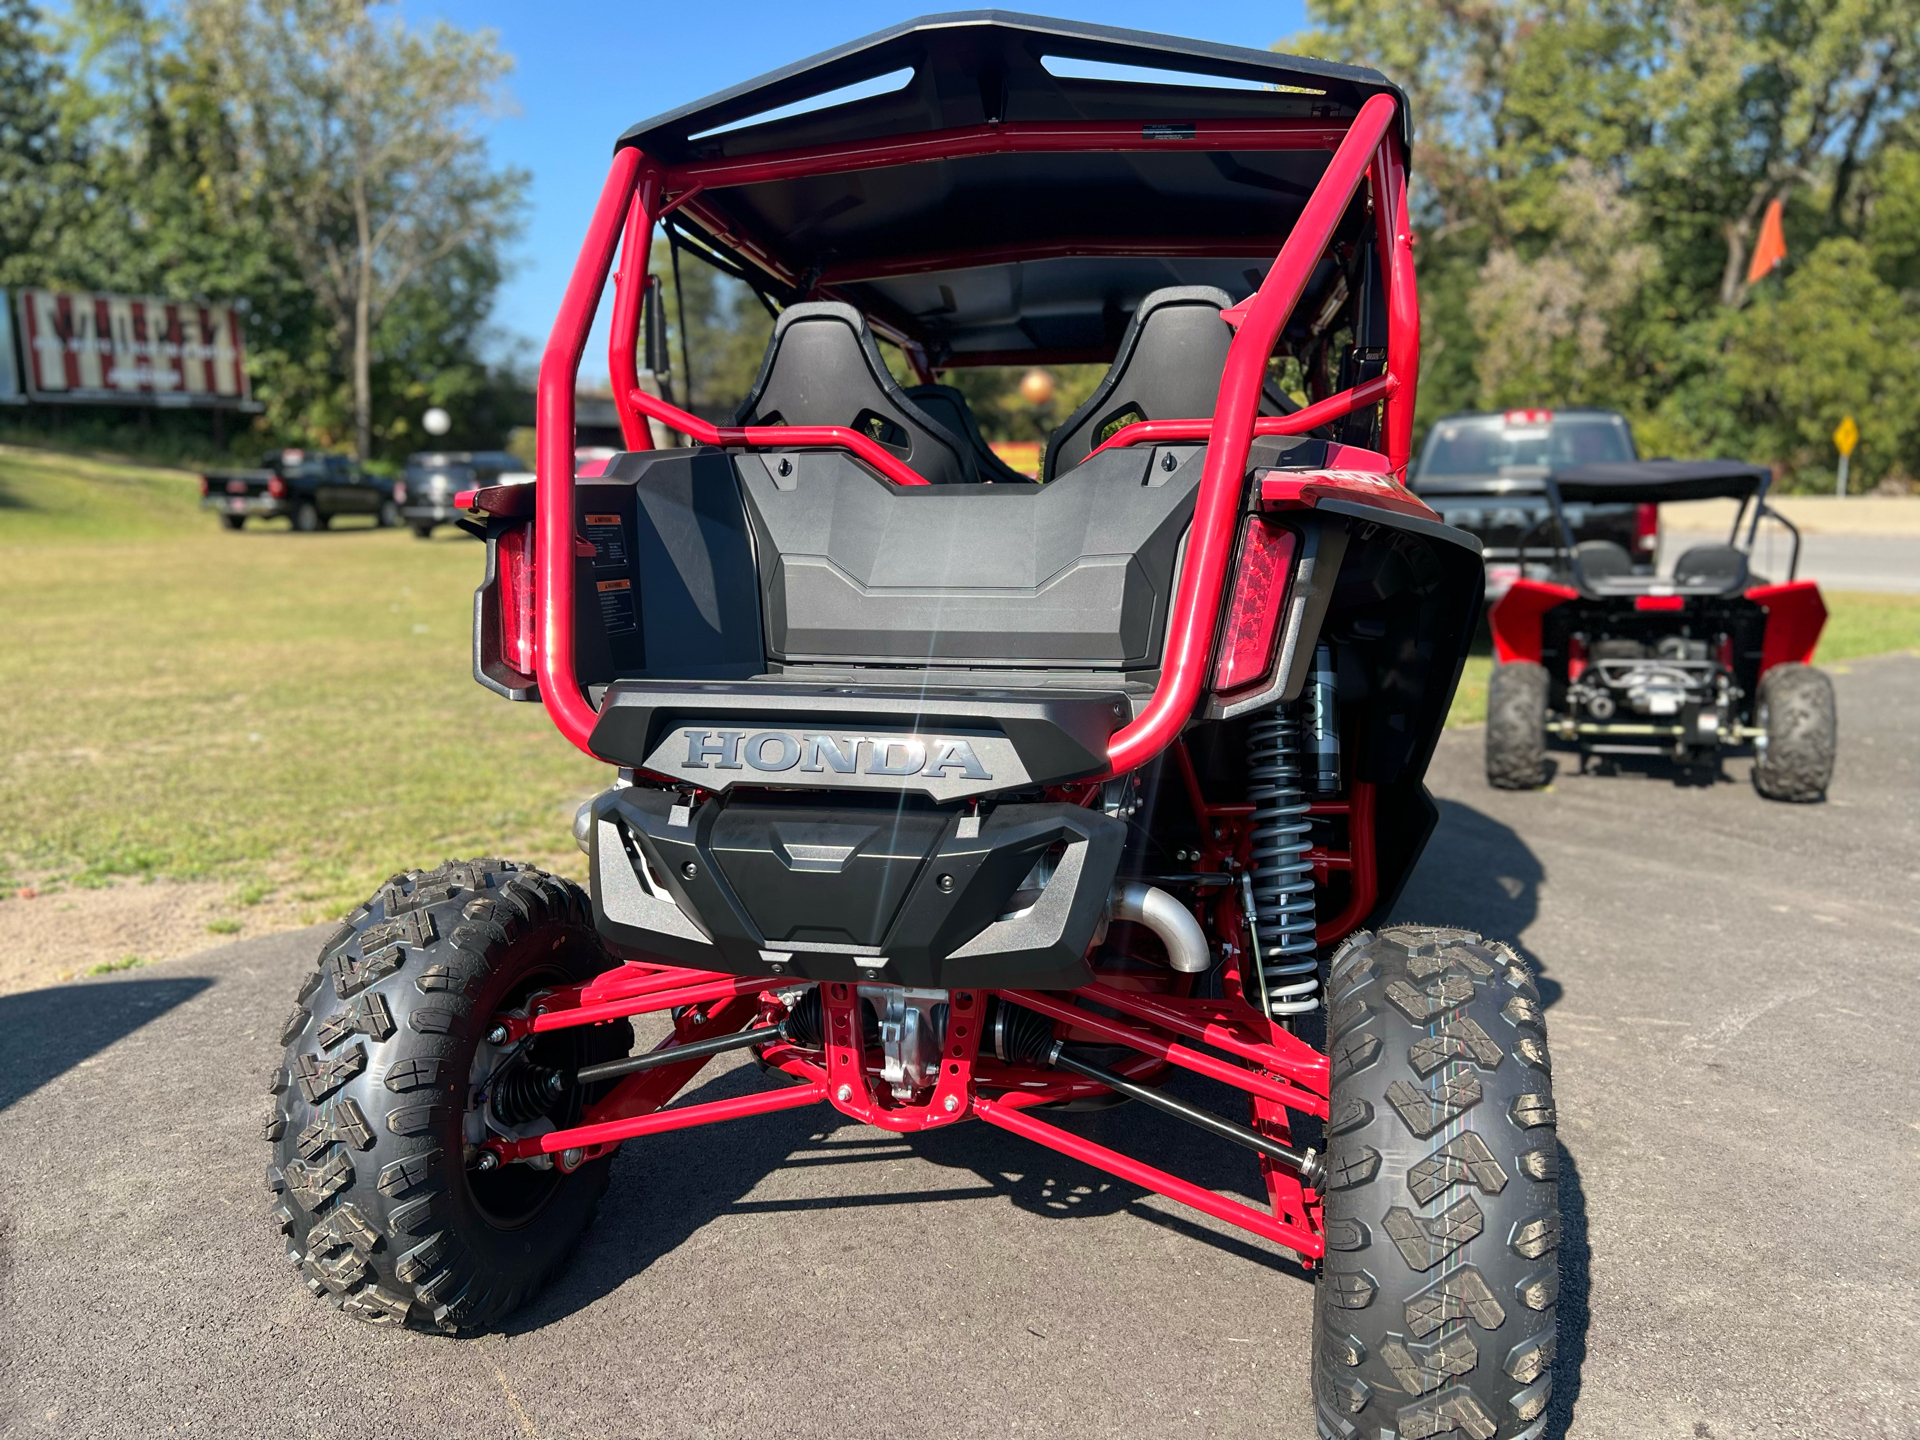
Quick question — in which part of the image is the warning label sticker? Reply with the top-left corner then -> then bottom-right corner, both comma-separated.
584,513 -> 627,566
596,577 -> 638,634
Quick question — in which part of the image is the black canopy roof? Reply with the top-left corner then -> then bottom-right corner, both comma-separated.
1549,459 -> 1772,505
616,13 -> 1409,364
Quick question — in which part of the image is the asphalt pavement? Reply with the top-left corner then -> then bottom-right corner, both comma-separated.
2,654 -> 1915,1439
1729,531 -> 1920,594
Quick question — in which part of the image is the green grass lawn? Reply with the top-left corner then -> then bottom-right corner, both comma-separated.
0,444 -> 602,918
3,444 -> 1914,918
1445,591 -> 1920,726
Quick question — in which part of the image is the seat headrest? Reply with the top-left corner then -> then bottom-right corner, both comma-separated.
1044,286 -> 1235,481
735,302 -> 974,485
1574,538 -> 1632,579
1672,543 -> 1749,594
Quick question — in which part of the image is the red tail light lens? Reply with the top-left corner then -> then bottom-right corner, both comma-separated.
498,524 -> 536,675
1634,502 -> 1659,555
1212,517 -> 1298,694
267,476 -> 288,499
198,474 -> 209,496
391,481 -> 407,504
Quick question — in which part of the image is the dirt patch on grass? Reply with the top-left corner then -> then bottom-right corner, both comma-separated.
0,880 -> 314,995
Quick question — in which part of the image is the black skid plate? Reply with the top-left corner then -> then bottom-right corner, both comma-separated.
588,787 -> 1124,989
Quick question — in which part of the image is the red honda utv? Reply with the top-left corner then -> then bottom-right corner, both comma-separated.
268,17 -> 1560,1437
1485,459 -> 1834,801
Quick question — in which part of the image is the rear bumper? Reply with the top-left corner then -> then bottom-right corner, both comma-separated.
588,786 -> 1124,990
203,494 -> 285,518
588,679 -> 1127,800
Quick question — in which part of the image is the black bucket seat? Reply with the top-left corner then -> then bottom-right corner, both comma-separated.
734,302 -> 975,485
1043,286 -> 1240,482
1672,543 -> 1750,594
905,383 -> 1036,484
1571,538 -> 1634,591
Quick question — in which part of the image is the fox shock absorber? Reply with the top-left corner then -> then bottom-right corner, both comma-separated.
1307,641 -> 1341,794
1245,694 -> 1321,1018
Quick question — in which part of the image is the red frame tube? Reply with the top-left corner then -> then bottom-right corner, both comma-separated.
622,385 -> 932,489
1082,371 -> 1398,463
819,234 -> 1298,285
1101,94 -> 1398,775
537,146 -> 647,754
668,118 -> 1354,190
975,1092 -> 1322,1258
1371,137 -> 1418,472
479,969 -> 1330,1258
1005,987 -> 1329,1117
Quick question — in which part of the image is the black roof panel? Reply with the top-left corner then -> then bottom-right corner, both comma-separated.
1550,460 -> 1772,504
618,12 -> 1406,158
615,14 -> 1408,364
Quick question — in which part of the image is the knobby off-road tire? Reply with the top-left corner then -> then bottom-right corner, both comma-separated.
1485,662 -> 1549,790
1312,925 -> 1560,1440
266,859 -> 631,1332
1752,663 -> 1836,803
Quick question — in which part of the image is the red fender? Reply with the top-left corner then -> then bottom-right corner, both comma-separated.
1487,578 -> 1579,664
1747,581 -> 1827,672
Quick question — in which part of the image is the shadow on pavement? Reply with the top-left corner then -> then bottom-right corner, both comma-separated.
508,1063 -> 1308,1335
1546,1139 -> 1592,1437
1390,798 -> 1566,1008
1559,744 -> 1743,791
0,975 -> 214,1112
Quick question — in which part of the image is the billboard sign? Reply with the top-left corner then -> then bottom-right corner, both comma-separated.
14,287 -> 254,407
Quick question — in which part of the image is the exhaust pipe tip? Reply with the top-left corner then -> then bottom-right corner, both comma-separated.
1108,881 -> 1213,974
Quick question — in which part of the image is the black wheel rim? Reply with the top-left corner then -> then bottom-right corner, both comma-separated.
465,957 -> 599,1230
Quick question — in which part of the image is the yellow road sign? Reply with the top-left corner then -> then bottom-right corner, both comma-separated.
1834,415 -> 1859,456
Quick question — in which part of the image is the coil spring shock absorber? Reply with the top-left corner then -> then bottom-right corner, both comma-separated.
1246,702 -> 1320,1017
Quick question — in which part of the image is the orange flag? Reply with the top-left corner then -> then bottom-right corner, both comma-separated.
1746,197 -> 1787,284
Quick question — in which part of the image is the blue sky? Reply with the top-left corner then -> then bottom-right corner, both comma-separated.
403,3 -> 1312,381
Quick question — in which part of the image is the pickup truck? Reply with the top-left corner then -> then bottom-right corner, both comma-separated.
1408,408 -> 1659,600
199,449 -> 396,532
397,450 -> 527,538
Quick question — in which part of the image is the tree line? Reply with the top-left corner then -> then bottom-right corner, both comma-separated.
638,0 -> 1920,492
1293,0 -> 1920,489
7,0 -> 1911,486
0,0 -> 525,464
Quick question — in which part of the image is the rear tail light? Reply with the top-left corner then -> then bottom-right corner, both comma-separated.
498,525 -> 536,675
267,476 -> 288,499
1634,502 -> 1659,555
198,474 -> 209,496
1212,517 -> 1298,694
391,480 -> 407,503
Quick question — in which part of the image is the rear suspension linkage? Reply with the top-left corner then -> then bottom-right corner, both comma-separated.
987,998 -> 1325,1188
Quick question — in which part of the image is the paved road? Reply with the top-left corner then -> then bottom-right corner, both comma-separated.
3,656 -> 1915,1439
1663,528 -> 1920,593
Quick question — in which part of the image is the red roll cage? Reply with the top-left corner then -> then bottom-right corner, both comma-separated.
531,93 -> 1420,773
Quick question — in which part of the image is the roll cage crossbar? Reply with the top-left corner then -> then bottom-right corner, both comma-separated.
534,93 -> 1417,770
